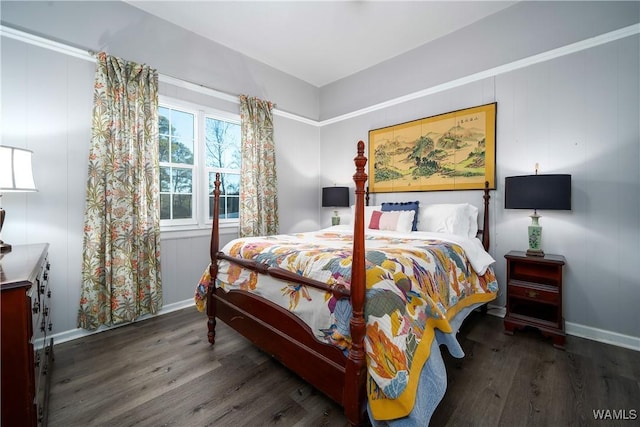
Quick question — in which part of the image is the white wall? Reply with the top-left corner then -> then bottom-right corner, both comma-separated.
1,1 -> 322,339
319,3 -> 640,348
2,1 -> 638,349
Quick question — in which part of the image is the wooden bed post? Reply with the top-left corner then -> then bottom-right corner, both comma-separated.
482,181 -> 490,252
207,172 -> 222,345
344,140 -> 368,426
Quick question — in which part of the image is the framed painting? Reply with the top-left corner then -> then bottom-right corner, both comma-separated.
368,102 -> 496,193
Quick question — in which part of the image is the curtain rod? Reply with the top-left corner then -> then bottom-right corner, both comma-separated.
1,25 -> 318,126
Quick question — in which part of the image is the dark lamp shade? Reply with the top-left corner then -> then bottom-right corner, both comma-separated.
322,186 -> 349,207
505,174 -> 571,210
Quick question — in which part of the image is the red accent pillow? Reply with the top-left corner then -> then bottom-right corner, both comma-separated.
369,210 -> 382,229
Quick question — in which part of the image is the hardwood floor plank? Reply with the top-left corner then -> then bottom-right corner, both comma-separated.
48,308 -> 639,427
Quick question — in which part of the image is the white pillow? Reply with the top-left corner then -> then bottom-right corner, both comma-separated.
417,203 -> 471,237
369,210 -> 415,233
350,205 -> 382,227
466,204 -> 479,238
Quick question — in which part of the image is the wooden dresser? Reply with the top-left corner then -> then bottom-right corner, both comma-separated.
1,243 -> 53,427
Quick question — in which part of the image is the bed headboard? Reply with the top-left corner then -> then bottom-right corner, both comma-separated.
363,182 -> 491,251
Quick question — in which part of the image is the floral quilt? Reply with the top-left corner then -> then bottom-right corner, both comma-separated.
194,230 -> 498,420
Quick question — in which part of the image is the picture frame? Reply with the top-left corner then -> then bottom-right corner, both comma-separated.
368,102 -> 496,193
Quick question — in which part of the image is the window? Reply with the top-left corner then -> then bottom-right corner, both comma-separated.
159,98 -> 240,229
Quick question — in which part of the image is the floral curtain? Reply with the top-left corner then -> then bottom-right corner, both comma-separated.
239,95 -> 279,237
78,52 -> 162,330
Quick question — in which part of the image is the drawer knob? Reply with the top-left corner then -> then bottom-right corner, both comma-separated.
526,290 -> 539,298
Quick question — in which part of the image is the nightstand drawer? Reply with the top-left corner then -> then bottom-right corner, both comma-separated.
508,280 -> 558,304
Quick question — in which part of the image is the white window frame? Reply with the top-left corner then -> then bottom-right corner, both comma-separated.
159,95 -> 240,234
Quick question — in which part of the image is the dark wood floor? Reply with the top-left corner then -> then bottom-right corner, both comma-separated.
48,308 -> 640,427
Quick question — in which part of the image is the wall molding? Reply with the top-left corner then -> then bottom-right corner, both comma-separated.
0,25 -> 317,126
3,23 -> 638,128
566,322 -> 640,352
318,23 -> 640,126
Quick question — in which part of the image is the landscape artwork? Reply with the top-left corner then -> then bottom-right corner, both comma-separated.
368,103 -> 496,193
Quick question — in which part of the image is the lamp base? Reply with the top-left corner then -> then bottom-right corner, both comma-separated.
331,210 -> 341,226
527,211 -> 543,257
0,241 -> 12,253
526,248 -> 545,257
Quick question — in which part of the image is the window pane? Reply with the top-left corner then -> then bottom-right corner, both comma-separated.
172,194 -> 192,219
205,117 -> 241,169
226,196 -> 239,219
208,173 -> 240,219
171,138 -> 194,165
221,173 -> 240,196
159,135 -> 170,163
171,110 -> 194,140
160,194 -> 171,220
172,168 -> 192,193
160,166 -> 171,192
159,108 -> 171,136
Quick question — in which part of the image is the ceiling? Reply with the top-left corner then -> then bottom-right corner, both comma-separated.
126,1 -> 516,87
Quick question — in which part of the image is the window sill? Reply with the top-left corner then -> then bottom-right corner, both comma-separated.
160,223 -> 238,240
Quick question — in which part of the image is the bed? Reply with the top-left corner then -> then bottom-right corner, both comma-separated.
196,140 -> 498,426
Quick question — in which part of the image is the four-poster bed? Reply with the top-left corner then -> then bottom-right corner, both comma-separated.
197,140 -> 497,425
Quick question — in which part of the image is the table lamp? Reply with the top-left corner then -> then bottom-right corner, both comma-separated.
0,146 -> 38,253
505,172 -> 571,257
322,186 -> 349,225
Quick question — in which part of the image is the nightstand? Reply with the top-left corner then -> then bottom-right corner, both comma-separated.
503,250 -> 566,349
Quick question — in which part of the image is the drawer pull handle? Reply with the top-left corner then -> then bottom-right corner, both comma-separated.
48,322 -> 53,331
47,290 -> 52,298
526,290 -> 539,298
32,301 -> 40,314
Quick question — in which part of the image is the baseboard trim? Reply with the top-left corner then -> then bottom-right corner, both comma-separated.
484,304 -> 639,352
565,322 -> 640,352
43,299 -> 196,346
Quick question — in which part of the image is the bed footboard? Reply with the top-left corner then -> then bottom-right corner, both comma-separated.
205,141 -> 369,426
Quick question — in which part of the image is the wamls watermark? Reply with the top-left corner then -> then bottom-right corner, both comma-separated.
592,409 -> 638,421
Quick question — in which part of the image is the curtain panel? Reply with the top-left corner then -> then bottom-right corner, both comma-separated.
239,95 -> 279,237
78,52 -> 162,330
